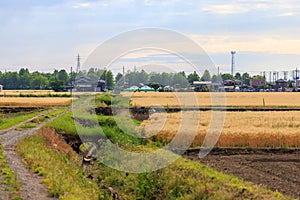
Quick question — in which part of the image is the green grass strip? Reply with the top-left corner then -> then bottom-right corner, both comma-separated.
0,112 -> 39,130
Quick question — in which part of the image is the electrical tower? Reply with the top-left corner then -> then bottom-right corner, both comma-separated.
231,51 -> 236,76
76,54 -> 80,73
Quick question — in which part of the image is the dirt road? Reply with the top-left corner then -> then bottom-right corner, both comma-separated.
0,111 -> 66,200
186,148 -> 300,199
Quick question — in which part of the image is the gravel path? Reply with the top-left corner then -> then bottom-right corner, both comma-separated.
0,111 -> 67,200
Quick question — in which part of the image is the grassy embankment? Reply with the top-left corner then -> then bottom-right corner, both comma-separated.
15,93 -> 295,199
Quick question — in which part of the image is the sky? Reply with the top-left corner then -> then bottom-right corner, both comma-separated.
0,0 -> 300,78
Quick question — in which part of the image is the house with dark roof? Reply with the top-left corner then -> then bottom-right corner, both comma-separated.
275,79 -> 288,92
74,75 -> 96,92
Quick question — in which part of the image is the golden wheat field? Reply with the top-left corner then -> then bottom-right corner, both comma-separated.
0,97 -> 71,106
126,92 -> 300,107
0,90 -> 70,96
140,111 -> 300,148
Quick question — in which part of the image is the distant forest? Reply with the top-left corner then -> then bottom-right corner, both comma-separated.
0,67 -> 257,91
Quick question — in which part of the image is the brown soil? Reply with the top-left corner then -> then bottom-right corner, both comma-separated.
0,106 -> 43,114
38,127 -> 78,160
186,148 -> 300,199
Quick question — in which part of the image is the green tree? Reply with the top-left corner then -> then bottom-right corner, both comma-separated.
136,70 -> 149,85
19,68 -> 31,89
3,72 -> 20,89
187,71 -> 200,84
235,72 -> 241,80
30,73 -> 48,89
252,75 -> 265,80
19,68 -> 29,76
105,70 -> 114,89
148,82 -> 160,91
58,69 -> 69,85
149,73 -> 160,84
125,70 -> 149,86
221,73 -> 234,81
149,72 -> 172,86
172,72 -> 188,88
87,68 -> 98,81
242,72 -> 251,85
211,74 -> 222,83
50,80 -> 65,92
201,70 -> 211,81
115,73 -> 123,85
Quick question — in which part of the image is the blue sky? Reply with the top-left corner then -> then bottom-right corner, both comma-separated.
0,0 -> 300,77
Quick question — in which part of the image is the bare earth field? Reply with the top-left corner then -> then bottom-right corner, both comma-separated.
128,92 -> 300,107
186,149 -> 300,199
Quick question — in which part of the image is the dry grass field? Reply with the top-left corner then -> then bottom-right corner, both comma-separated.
127,92 -> 300,107
0,90 -> 70,96
140,111 -> 300,148
0,90 -> 104,97
0,97 -> 71,106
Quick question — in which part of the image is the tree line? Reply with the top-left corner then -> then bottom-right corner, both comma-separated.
0,68 -> 114,91
0,68 -> 69,91
0,67 -> 258,91
115,70 -> 254,88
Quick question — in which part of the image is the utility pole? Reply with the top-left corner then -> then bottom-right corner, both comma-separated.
231,51 -> 236,76
123,66 -> 125,88
70,66 -> 73,96
284,71 -> 288,80
273,72 -> 276,84
76,54 -> 80,73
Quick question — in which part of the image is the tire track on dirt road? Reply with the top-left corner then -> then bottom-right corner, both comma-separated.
0,109 -> 69,200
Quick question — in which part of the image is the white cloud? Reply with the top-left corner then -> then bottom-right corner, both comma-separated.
202,4 -> 250,15
190,34 -> 300,55
144,0 -> 181,7
73,3 -> 92,9
201,0 -> 300,15
72,1 -> 109,9
278,12 -> 295,17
